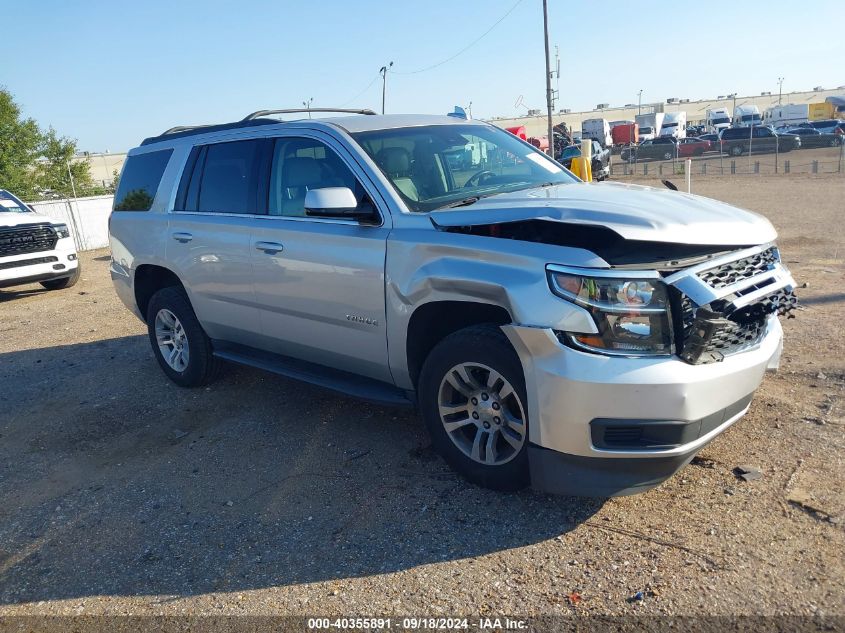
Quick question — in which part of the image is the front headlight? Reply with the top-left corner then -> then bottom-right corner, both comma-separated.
53,224 -> 71,239
548,268 -> 673,356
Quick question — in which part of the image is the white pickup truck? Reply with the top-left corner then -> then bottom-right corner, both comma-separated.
0,189 -> 80,290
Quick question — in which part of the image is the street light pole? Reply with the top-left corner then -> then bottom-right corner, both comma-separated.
638,89 -> 643,116
542,0 -> 554,154
380,62 -> 393,115
302,97 -> 313,118
777,77 -> 784,105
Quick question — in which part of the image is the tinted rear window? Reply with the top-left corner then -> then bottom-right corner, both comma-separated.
113,149 -> 173,211
195,140 -> 264,214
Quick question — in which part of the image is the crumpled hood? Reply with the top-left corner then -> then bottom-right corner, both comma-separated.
0,212 -> 57,228
430,181 -> 777,246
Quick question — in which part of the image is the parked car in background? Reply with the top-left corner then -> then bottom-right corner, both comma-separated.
108,108 -> 796,497
787,127 -> 843,148
719,126 -> 800,156
698,133 -> 722,152
620,136 -> 678,161
559,142 -> 611,180
677,137 -> 711,157
0,189 -> 80,290
804,119 -> 845,135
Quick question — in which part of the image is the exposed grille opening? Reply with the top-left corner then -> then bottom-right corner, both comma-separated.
0,255 -> 59,271
670,285 -> 797,365
696,247 -> 778,289
0,223 -> 58,257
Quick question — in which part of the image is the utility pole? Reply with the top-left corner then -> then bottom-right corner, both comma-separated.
777,77 -> 784,105
380,62 -> 393,114
638,89 -> 643,115
542,0 -> 554,154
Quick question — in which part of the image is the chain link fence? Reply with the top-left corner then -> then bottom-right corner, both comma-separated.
608,138 -> 845,179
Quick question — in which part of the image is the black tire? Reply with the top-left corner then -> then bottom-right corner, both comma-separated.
146,286 -> 220,387
418,324 -> 529,491
731,144 -> 744,156
663,151 -> 672,160
40,263 -> 81,290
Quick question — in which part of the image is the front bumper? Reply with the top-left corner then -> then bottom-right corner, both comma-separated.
0,238 -> 78,289
503,316 -> 783,496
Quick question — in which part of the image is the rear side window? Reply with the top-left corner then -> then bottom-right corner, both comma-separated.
113,149 -> 173,211
178,139 -> 266,214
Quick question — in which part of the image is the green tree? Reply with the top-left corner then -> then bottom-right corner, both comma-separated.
0,87 -> 42,199
36,128 -> 96,197
0,87 -> 97,200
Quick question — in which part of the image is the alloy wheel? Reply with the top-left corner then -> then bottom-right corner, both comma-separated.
154,308 -> 190,372
437,362 -> 526,466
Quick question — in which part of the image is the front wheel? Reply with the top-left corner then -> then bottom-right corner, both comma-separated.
731,145 -> 744,156
146,286 -> 220,387
418,324 -> 529,491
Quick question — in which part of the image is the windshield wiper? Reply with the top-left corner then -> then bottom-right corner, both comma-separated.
441,196 -> 481,209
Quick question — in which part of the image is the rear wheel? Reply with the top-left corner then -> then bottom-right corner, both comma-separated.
40,263 -> 81,290
663,151 -> 673,160
146,286 -> 220,387
731,144 -> 744,156
418,324 -> 529,491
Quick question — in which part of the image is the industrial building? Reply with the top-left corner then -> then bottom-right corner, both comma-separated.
488,87 -> 845,137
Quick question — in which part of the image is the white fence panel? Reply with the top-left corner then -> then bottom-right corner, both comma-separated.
28,195 -> 113,252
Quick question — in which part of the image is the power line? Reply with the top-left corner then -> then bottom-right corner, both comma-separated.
338,74 -> 381,107
390,0 -> 525,75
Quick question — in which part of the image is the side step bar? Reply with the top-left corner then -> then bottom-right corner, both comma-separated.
212,341 -> 414,408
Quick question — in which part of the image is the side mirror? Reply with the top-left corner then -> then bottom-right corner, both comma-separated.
304,187 -> 377,223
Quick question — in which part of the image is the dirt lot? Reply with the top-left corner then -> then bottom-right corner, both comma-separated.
0,175 -> 843,621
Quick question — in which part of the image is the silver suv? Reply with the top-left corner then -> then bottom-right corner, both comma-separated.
109,108 -> 796,496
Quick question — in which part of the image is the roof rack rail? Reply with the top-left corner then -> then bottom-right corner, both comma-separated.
160,124 -> 214,135
241,108 -> 377,122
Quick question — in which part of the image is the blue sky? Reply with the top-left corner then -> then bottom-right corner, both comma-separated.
3,0 -> 842,151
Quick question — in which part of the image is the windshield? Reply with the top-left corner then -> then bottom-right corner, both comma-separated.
663,123 -> 678,128
741,114 -> 761,122
0,192 -> 31,213
351,124 -> 577,212
712,117 -> 730,125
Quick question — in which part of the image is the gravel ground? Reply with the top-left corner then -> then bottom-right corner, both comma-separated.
0,175 -> 843,620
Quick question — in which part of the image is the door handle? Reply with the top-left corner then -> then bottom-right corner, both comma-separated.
255,241 -> 284,254
172,232 -> 193,243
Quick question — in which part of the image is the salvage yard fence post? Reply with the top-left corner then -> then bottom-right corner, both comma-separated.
730,160 -> 736,175
784,160 -> 790,174
812,160 -> 819,174
754,161 -> 760,174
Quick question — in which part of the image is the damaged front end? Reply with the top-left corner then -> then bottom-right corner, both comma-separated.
665,246 -> 797,365
431,215 -> 796,367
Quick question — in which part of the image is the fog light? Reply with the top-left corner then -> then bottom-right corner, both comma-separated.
68,254 -> 77,261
